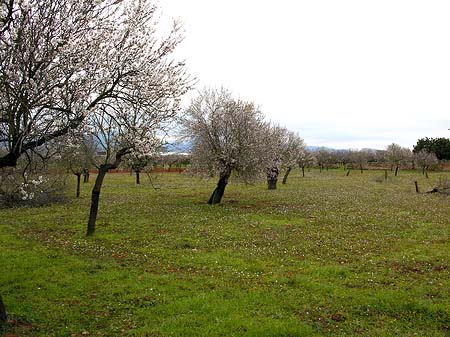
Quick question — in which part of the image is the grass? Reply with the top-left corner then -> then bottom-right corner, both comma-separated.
0,168 -> 449,336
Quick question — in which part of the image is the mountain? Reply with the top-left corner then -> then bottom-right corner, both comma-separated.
164,142 -> 378,154
163,141 -> 192,153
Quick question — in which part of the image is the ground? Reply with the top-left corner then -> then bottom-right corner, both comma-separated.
0,169 -> 449,336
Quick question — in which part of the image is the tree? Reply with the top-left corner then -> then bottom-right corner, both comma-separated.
0,0 -> 189,168
159,152 -> 190,171
315,149 -> 333,172
60,131 -> 96,197
281,131 -> 305,184
262,126 -> 306,189
347,149 -> 371,174
85,88 -> 185,236
263,125 -> 284,190
385,143 -> 410,176
413,137 -> 450,160
182,88 -> 267,205
414,149 -> 438,177
126,153 -> 154,185
297,149 -> 314,177
0,0 -> 191,318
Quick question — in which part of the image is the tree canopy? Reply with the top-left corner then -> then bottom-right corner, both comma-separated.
413,137 -> 450,160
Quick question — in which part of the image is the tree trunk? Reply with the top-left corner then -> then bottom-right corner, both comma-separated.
267,167 -> 279,190
395,165 -> 399,177
86,148 -> 130,236
76,173 -> 81,198
360,165 -> 363,174
135,170 -> 140,185
208,170 -> 231,205
0,294 -> 7,324
346,168 -> 351,176
301,166 -> 305,177
86,166 -> 108,236
282,167 -> 292,184
385,169 -> 388,181
83,168 -> 90,183
267,177 -> 277,190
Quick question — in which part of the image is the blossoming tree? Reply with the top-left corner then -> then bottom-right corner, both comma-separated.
182,88 -> 268,204
0,0 -> 189,168
0,0 -> 191,320
281,130 -> 306,185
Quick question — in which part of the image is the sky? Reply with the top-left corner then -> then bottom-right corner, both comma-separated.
161,0 -> 450,150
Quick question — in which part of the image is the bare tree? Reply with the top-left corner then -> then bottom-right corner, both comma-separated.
0,0 -> 189,168
385,143 -> 410,176
182,88 -> 268,204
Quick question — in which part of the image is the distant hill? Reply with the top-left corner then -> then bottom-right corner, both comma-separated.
306,146 -> 335,152
306,146 -> 380,153
164,142 -> 378,154
163,141 -> 192,153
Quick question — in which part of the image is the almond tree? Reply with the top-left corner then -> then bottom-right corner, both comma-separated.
414,149 -> 438,177
125,153 -> 153,185
0,0 -> 189,168
182,88 -> 268,204
297,149 -> 314,177
85,88 -> 185,236
281,130 -> 305,184
347,149 -> 371,174
60,130 -> 96,197
0,0 -> 191,317
315,149 -> 333,172
263,125 -> 284,190
385,143 -> 410,176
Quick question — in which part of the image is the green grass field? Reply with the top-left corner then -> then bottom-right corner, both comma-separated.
1,169 -> 449,336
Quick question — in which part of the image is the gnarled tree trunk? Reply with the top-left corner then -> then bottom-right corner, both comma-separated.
208,168 -> 231,205
267,167 -> 279,190
267,177 -> 277,190
282,167 -> 292,184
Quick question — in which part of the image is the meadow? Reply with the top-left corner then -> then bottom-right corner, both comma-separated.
1,169 -> 449,336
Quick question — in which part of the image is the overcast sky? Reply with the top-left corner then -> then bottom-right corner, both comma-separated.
162,0 -> 450,149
